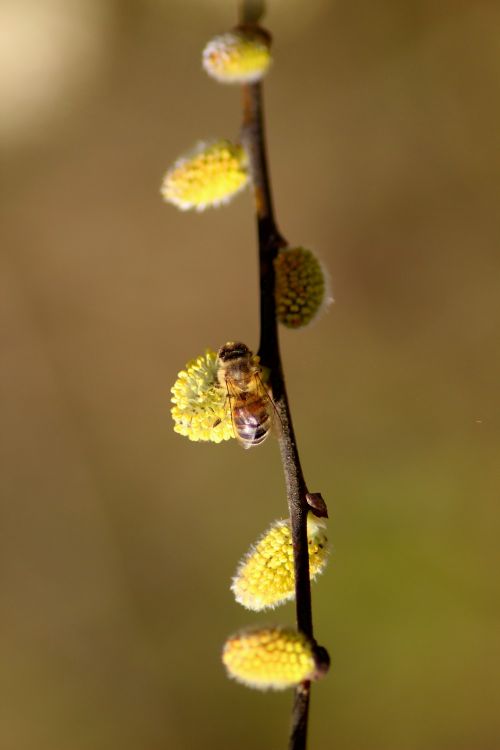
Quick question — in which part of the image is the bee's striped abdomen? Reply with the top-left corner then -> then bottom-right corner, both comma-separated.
231,389 -> 272,448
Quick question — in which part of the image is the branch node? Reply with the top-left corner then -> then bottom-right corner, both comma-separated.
306,492 -> 329,519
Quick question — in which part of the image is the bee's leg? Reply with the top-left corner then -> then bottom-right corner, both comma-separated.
225,379 -> 239,440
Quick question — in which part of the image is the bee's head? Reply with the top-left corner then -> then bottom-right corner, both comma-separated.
217,341 -> 252,362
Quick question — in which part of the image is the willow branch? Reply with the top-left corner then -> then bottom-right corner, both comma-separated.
240,49 -> 316,750
239,0 -> 265,24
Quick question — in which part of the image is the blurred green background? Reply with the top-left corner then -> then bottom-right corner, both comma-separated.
1,1 -> 499,748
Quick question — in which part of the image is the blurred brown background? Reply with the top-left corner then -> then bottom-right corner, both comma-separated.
1,1 -> 499,748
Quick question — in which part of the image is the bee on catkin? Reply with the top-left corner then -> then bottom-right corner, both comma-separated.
216,342 -> 274,448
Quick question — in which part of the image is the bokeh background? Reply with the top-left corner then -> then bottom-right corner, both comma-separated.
1,1 -> 499,748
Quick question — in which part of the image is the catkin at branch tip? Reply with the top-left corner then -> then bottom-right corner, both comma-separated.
202,28 -> 272,85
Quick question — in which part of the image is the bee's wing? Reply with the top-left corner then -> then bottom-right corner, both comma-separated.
253,372 -> 283,434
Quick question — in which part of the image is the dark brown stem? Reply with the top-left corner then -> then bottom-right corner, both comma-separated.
241,68 -> 315,750
239,0 -> 265,24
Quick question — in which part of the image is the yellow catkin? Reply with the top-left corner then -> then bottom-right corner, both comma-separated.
274,247 -> 331,328
232,516 -> 329,610
161,140 -> 249,211
222,627 -> 321,690
170,349 -> 233,443
202,29 -> 272,85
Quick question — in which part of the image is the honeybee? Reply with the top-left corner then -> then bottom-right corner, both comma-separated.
216,341 -> 274,449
